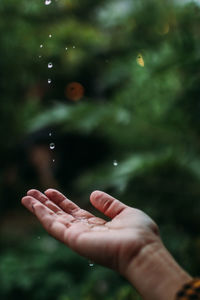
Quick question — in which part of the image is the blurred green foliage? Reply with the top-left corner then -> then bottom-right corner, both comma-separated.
1,0 -> 200,299
0,233 -> 141,300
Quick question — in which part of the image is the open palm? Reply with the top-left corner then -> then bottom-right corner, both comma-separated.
22,189 -> 159,276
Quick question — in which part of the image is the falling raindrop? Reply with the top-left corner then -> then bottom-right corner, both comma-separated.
37,236 -> 41,240
45,0 -> 51,5
49,34 -> 52,38
52,159 -> 55,163
50,143 -> 55,150
48,79 -> 52,84
65,47 -> 68,50
73,45 -> 76,49
49,132 -> 52,137
113,160 -> 118,167
38,55 -> 42,58
48,62 -> 53,69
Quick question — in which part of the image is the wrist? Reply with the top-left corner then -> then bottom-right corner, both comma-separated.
124,241 -> 192,300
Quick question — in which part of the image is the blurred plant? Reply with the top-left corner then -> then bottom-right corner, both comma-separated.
0,233 -> 142,300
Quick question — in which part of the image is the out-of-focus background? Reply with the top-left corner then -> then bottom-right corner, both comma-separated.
1,0 -> 200,299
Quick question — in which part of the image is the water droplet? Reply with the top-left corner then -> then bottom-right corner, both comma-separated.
48,78 -> 52,84
49,132 -> 52,137
38,55 -> 42,58
37,236 -> 41,240
49,34 -> 52,38
48,62 -> 53,69
45,0 -> 51,5
40,44 -> 43,48
113,160 -> 118,167
89,261 -> 94,267
52,159 -> 55,163
50,143 -> 55,150
65,47 -> 68,50
73,45 -> 76,49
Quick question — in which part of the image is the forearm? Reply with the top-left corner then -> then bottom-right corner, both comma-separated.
125,241 -> 192,300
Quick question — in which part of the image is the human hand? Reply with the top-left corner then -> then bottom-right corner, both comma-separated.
21,189 -> 160,277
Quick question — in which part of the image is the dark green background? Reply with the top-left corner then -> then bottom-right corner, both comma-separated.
0,0 -> 200,299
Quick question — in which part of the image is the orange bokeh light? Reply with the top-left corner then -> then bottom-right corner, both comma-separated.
65,82 -> 85,101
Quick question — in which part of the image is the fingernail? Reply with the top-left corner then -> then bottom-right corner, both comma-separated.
44,189 -> 52,193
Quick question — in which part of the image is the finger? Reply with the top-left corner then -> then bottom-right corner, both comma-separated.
45,189 -> 93,218
21,195 -> 39,214
21,195 -> 55,217
22,196 -> 73,243
32,203 -> 69,243
27,189 -> 64,215
45,189 -> 103,220
90,190 -> 127,219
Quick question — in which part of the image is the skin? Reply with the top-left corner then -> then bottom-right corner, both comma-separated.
21,189 -> 192,300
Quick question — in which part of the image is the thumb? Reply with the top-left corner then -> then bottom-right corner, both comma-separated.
90,190 -> 127,219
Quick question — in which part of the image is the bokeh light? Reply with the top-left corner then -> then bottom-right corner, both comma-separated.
65,82 -> 85,101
